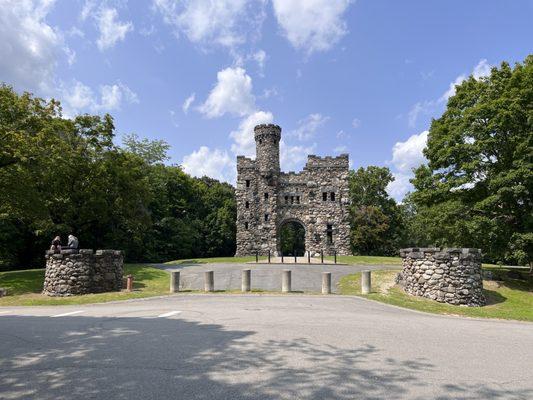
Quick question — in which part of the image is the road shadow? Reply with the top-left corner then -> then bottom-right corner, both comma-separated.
0,315 -> 531,399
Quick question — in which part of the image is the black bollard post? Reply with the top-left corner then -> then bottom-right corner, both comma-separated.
256,251 -> 258,263
281,251 -> 284,264
268,250 -> 271,263
334,250 -> 337,264
321,250 -> 324,264
307,250 -> 310,264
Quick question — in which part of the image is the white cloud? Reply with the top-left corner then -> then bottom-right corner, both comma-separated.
441,59 -> 492,102
153,0 -> 266,51
334,145 -> 348,154
407,100 -> 439,128
391,130 -> 428,173
80,0 -> 95,21
386,173 -> 412,202
351,117 -> 361,129
199,67 -> 256,118
272,0 -> 352,55
181,146 -> 235,183
60,80 -> 139,116
95,7 -> 133,51
253,49 -> 267,74
386,130 -> 428,200
280,141 -> 316,171
336,130 -> 350,140
230,110 -> 274,156
182,92 -> 195,113
409,59 -> 493,128
289,113 -> 329,141
0,0 -> 63,92
99,82 -> 139,109
472,59 -> 491,79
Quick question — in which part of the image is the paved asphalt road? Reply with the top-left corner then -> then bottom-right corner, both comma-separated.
1,295 -> 532,399
152,262 -> 398,293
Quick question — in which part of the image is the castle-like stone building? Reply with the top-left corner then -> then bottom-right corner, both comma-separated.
236,124 -> 351,256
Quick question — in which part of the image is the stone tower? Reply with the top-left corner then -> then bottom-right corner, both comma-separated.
235,124 -> 351,257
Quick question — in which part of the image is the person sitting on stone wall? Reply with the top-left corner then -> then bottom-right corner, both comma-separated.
66,234 -> 79,250
50,236 -> 62,253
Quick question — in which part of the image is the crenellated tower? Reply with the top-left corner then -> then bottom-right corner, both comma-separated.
254,124 -> 281,178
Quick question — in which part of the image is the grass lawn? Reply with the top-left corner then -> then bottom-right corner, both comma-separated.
0,264 -> 170,306
339,268 -> 533,322
165,256 -> 256,265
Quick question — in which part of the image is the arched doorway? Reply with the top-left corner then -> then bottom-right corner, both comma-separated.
278,220 -> 305,256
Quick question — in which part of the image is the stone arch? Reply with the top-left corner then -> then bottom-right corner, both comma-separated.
277,218 -> 306,256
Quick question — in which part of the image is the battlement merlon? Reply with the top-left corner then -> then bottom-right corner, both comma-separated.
304,154 -> 349,170
236,156 -> 256,171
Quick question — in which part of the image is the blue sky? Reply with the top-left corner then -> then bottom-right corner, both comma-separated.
1,0 -> 532,200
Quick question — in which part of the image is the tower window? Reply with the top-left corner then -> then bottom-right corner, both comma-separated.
245,222 -> 249,230
296,196 -> 300,204
245,180 -> 250,188
264,214 -> 269,222
245,201 -> 249,209
264,192 -> 269,200
322,192 -> 328,201
285,195 -> 289,204
330,192 -> 336,201
290,196 -> 294,204
326,224 -> 333,244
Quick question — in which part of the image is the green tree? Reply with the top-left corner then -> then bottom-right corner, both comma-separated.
348,166 -> 405,255
408,55 -> 533,265
0,84 -> 240,269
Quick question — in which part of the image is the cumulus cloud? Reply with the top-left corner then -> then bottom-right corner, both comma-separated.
272,0 -> 352,55
182,92 -> 195,113
391,130 -> 428,173
181,146 -> 235,183
153,0 -> 266,51
0,0 -> 63,92
288,113 -> 329,141
199,67 -> 256,118
386,173 -> 413,202
351,118 -> 361,129
95,7 -> 133,51
280,141 -> 316,171
230,110 -> 274,156
60,80 -> 138,117
386,130 -> 428,200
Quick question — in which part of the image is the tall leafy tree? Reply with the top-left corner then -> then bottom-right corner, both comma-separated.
348,166 -> 406,255
408,55 -> 533,265
0,85 -> 237,269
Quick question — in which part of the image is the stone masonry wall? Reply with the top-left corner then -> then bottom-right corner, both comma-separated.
43,249 -> 123,296
235,124 -> 351,257
397,248 -> 485,306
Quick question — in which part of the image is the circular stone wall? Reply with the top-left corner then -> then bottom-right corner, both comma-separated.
397,248 -> 485,306
43,249 -> 123,296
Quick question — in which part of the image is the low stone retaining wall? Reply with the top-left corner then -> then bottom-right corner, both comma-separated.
43,249 -> 123,296
397,248 -> 485,306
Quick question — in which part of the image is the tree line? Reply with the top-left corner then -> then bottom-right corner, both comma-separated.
1,55 -> 531,270
0,85 -> 235,269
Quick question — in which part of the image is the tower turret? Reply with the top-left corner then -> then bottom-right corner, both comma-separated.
254,124 -> 281,176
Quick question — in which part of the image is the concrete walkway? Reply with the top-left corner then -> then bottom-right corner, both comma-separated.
152,262 -> 399,293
